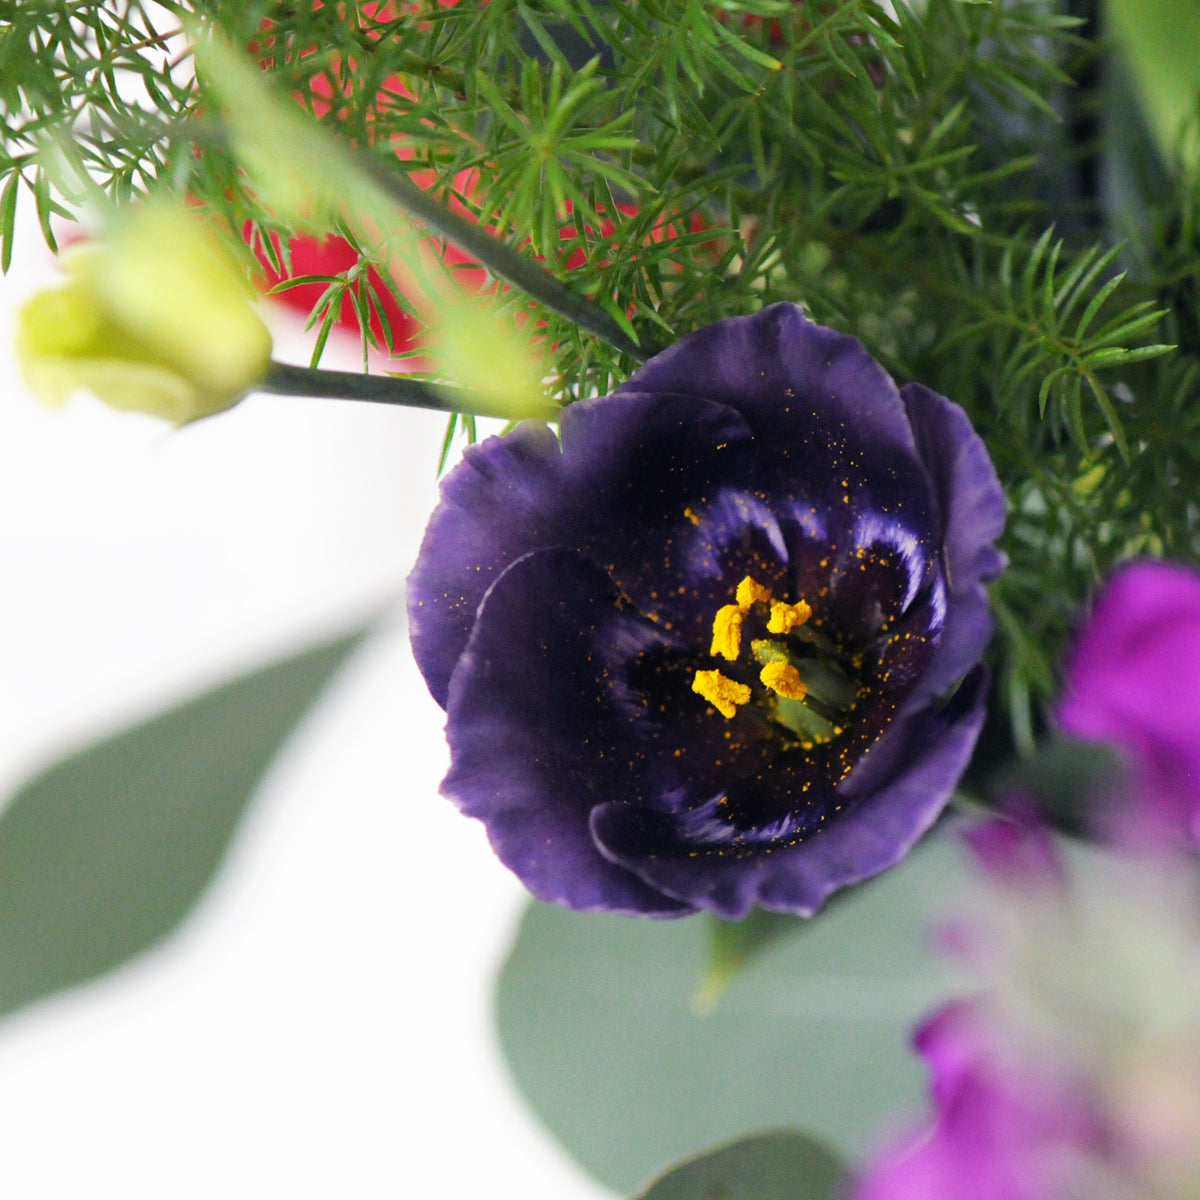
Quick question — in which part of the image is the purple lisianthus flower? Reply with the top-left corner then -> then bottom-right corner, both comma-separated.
1058,560 -> 1200,843
407,304 -> 1005,916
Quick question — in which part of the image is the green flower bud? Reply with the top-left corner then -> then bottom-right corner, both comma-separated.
16,203 -> 273,424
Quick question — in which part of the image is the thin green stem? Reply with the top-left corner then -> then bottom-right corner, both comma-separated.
352,149 -> 656,361
256,361 -> 559,421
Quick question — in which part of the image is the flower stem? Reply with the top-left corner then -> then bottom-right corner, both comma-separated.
353,153 -> 656,362
256,361 -> 559,422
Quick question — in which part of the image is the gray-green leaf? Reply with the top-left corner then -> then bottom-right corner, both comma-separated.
496,836 -> 962,1193
0,625 -> 367,1017
632,1130 -> 846,1200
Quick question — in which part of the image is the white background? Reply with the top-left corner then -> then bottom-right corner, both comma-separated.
0,211 -> 613,1200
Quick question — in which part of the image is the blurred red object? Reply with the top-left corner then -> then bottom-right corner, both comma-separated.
248,2 -> 711,360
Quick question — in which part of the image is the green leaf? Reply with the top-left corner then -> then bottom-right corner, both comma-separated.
696,909 -> 805,1012
0,625 -> 368,1018
631,1130 -> 846,1200
0,168 -> 20,274
495,835 -> 963,1193
982,735 -> 1127,838
1106,0 -> 1200,170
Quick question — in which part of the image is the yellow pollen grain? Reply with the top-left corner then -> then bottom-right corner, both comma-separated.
710,604 -> 744,661
767,599 -> 813,634
692,669 -> 751,719
760,661 -> 807,700
735,575 -> 773,609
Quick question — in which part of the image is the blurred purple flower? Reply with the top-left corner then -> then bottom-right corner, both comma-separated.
856,818 -> 1200,1200
407,305 -> 1005,916
1058,560 -> 1200,842
857,1002 -> 1104,1200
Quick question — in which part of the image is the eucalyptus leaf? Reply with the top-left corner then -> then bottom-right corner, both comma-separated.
496,836 -> 963,1193
632,1130 -> 846,1200
0,625 -> 367,1018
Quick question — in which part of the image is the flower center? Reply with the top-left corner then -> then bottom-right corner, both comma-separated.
690,574 -> 860,748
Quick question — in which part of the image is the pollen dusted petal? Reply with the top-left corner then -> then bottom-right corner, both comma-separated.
692,669 -> 752,719
761,661 -> 807,700
768,599 -> 812,635
710,604 -> 745,661
736,575 -> 773,609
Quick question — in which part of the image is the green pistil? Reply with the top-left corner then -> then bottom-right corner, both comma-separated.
750,639 -> 789,666
770,694 -> 842,745
787,621 -> 853,664
750,640 -> 858,712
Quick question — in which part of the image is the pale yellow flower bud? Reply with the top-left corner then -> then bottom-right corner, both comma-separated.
16,203 -> 272,424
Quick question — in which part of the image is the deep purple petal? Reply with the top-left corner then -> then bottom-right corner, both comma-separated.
617,304 -> 911,462
617,305 -> 935,526
901,383 -> 1007,590
441,545 -> 693,916
900,383 -> 1006,703
408,421 -> 563,706
556,393 -> 758,621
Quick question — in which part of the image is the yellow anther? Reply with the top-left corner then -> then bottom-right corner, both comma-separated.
735,575 -> 773,609
692,670 -> 752,719
760,661 -> 807,701
710,604 -> 744,661
767,598 -> 813,635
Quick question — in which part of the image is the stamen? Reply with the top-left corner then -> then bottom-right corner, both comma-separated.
767,599 -> 812,635
692,669 -> 751,719
735,575 -> 773,609
760,661 -> 807,701
710,604 -> 745,661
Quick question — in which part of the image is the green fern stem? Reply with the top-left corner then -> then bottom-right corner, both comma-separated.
257,360 -> 559,421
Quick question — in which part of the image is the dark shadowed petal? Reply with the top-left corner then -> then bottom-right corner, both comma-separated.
441,546 -> 693,915
556,392 -> 758,617
615,487 -> 793,645
838,665 -> 989,804
592,667 -> 988,918
792,666 -> 988,899
408,395 -> 756,706
900,383 -> 1006,703
787,504 -> 944,650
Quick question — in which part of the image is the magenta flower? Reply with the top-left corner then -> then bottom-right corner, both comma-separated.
1058,560 -> 1200,842
407,305 -> 1005,916
856,819 -> 1200,1200
856,1002 -> 1105,1200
